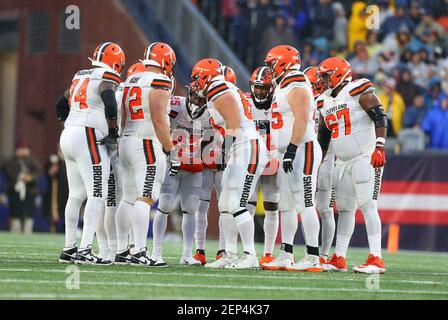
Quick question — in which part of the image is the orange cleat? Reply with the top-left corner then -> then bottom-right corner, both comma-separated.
322,253 -> 348,272
193,252 -> 206,265
353,254 -> 386,274
259,253 -> 275,265
215,249 -> 225,261
319,256 -> 328,265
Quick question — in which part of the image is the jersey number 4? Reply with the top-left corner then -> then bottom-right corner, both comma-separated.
122,87 -> 144,120
70,79 -> 90,110
325,108 -> 352,138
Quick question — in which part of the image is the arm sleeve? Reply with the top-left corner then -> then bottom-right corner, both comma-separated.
101,89 -> 118,120
56,96 -> 70,121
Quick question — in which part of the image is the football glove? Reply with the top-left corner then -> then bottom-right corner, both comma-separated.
283,143 -> 298,173
217,135 -> 236,171
164,148 -> 181,176
97,127 -> 119,150
371,146 -> 386,168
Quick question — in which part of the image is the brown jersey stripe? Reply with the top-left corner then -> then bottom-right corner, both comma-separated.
207,86 -> 229,101
103,72 -> 121,83
317,100 -> 324,109
280,75 -> 306,88
85,127 -> 101,165
349,82 -> 373,96
143,139 -> 156,165
206,83 -> 228,99
303,141 -> 314,176
151,80 -> 172,88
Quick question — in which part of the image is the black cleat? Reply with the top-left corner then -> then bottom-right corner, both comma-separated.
59,247 -> 77,264
73,246 -> 112,265
115,249 -> 132,265
130,249 -> 168,267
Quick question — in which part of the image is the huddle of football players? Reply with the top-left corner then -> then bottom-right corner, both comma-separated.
55,40 -> 386,274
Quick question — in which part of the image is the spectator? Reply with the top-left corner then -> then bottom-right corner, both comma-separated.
308,0 -> 335,41
409,0 -> 423,26
403,94 -> 428,128
42,148 -> 68,233
258,13 -> 298,63
380,5 -> 415,38
4,142 -> 41,234
396,68 -> 423,107
407,51 -> 431,89
332,2 -> 348,50
348,1 -> 368,52
290,2 -> 309,44
366,31 -> 383,58
378,78 -> 406,137
415,9 -> 445,45
425,78 -> 448,109
349,41 -> 378,79
421,95 -> 448,149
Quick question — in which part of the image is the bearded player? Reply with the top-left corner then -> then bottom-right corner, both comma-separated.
304,66 -> 336,264
57,42 -> 125,264
190,58 -> 268,269
245,66 -> 280,266
316,57 -> 386,274
262,45 -> 323,272
117,42 -> 180,267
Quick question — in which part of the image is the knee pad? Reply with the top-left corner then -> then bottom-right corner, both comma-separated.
353,159 -> 375,207
261,175 -> 280,204
218,164 -> 245,214
263,201 -> 279,212
158,192 -> 176,213
316,188 -> 333,213
69,188 -> 87,201
181,193 -> 200,215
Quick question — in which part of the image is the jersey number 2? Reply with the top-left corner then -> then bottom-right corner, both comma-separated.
122,87 -> 144,120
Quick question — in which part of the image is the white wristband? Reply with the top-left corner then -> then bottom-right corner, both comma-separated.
376,137 -> 386,145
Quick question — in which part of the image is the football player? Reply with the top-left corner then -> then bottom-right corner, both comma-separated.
57,42 -> 125,264
316,57 -> 386,274
262,45 -> 323,272
245,66 -> 280,266
151,93 -> 209,266
190,58 -> 268,269
95,62 -> 146,264
193,67 -> 236,265
304,66 -> 336,264
117,42 -> 180,267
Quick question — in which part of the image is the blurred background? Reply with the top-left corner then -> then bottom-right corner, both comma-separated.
0,0 -> 447,251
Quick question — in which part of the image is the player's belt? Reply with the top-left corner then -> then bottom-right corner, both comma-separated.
85,127 -> 101,165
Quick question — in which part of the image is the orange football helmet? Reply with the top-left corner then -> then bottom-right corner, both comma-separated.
223,66 -> 236,84
127,62 -> 145,79
317,57 -> 352,92
90,42 -> 125,73
304,66 -> 323,97
249,66 -> 274,104
190,58 -> 223,97
141,42 -> 176,77
264,45 -> 301,80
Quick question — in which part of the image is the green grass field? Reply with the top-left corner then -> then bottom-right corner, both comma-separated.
0,232 -> 447,300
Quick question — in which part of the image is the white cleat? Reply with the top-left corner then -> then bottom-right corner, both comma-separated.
204,251 -> 239,269
226,252 -> 259,270
261,250 -> 294,271
353,254 -> 386,274
287,254 -> 323,272
179,256 -> 202,266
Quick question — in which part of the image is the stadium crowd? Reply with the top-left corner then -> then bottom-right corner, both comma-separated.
195,0 -> 448,150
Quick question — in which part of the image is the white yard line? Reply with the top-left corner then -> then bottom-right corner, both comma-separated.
0,267 -> 446,286
0,278 -> 447,296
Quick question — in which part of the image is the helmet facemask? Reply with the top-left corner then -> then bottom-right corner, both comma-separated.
186,86 -> 207,119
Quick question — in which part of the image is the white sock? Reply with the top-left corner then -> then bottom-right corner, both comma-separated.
182,212 -> 196,257
300,207 -> 320,249
64,198 -> 82,248
263,210 -> 278,254
280,210 -> 298,245
105,206 -> 117,258
95,207 -> 109,259
247,202 -> 256,217
115,200 -> 133,253
220,214 -> 238,254
234,210 -> 256,255
80,196 -> 104,250
361,201 -> 382,258
320,208 -> 335,257
130,200 -> 151,253
335,210 -> 355,258
218,214 -> 226,251
152,210 -> 168,258
195,200 -> 209,251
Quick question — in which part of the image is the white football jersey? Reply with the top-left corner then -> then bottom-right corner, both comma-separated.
205,79 -> 259,142
317,78 -> 376,162
115,83 -> 124,134
65,67 -> 121,135
271,70 -> 317,154
121,71 -> 172,141
169,95 -> 211,164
